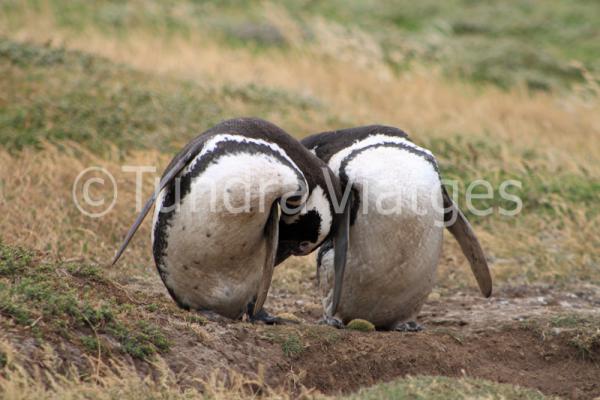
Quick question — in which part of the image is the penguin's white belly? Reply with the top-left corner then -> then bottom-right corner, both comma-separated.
335,211 -> 442,327
158,207 -> 265,318
321,146 -> 443,327
153,153 -> 300,319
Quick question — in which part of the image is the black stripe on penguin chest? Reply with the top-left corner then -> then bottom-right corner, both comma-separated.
152,139 -> 303,309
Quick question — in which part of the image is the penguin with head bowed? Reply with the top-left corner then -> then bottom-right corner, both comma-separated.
302,125 -> 492,331
112,118 -> 350,323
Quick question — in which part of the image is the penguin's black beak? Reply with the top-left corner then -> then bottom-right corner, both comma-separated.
275,242 -> 295,265
276,241 -> 313,264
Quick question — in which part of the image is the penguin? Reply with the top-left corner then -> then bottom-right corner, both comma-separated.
112,118 -> 351,322
302,125 -> 492,331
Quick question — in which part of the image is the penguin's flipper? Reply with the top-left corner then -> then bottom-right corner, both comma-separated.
331,191 -> 352,316
252,201 -> 281,316
111,141 -> 205,265
442,186 -> 493,297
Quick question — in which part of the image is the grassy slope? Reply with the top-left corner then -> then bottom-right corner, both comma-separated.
0,0 -> 599,398
2,241 -> 576,400
0,38 -> 326,154
2,0 -> 599,90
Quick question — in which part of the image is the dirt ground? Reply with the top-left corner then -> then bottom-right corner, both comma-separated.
7,265 -> 598,399
255,282 -> 600,399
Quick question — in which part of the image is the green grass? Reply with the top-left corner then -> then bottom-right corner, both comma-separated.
427,134 -> 600,221
265,328 -> 305,358
278,0 -> 598,90
0,240 -> 33,276
266,325 -> 346,358
3,0 -> 598,90
281,333 -> 304,358
0,241 -> 169,360
109,320 -> 170,359
345,376 -> 554,400
0,38 -> 327,155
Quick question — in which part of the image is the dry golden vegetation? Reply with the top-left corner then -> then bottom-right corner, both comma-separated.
1,1 -> 599,398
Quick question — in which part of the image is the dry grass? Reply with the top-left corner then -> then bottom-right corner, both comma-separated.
3,5 -> 600,162
0,143 -> 165,267
0,338 -> 305,400
0,337 -> 556,400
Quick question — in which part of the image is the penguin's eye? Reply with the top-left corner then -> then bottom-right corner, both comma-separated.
285,195 -> 303,207
299,241 -> 311,252
280,194 -> 304,215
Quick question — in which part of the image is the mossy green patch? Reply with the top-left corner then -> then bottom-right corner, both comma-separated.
346,319 -> 376,332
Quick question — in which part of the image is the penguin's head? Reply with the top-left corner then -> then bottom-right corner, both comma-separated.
276,184 -> 334,263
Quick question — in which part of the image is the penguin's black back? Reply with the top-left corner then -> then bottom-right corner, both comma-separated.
301,125 -> 409,163
164,117 -> 333,193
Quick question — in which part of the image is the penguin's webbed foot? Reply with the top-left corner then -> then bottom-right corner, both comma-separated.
319,315 -> 345,329
394,321 -> 423,332
250,308 -> 299,325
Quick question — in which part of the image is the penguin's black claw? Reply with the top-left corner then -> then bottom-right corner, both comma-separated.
394,321 -> 423,332
250,309 -> 298,325
319,315 -> 345,329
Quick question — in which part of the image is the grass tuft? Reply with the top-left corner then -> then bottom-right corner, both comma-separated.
265,328 -> 305,358
109,321 -> 170,359
281,333 -> 304,358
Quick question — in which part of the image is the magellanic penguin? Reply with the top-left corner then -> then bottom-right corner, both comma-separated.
302,125 -> 492,331
112,118 -> 351,322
